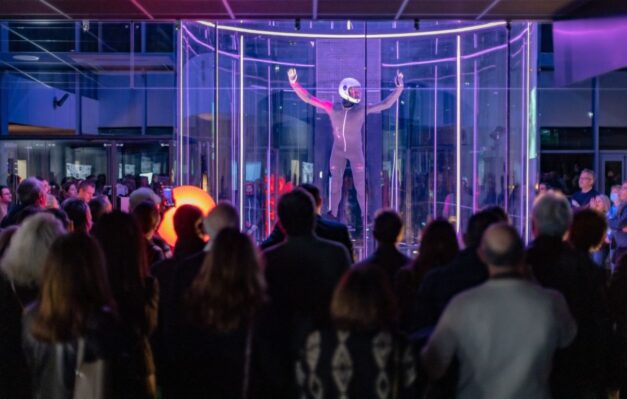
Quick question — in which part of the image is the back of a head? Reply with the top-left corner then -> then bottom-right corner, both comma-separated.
480,223 -> 524,268
373,209 -> 403,244
132,200 -> 160,235
298,183 -> 322,207
415,219 -> 459,270
174,204 -> 203,239
129,187 -> 161,212
331,265 -> 397,331
1,213 -> 66,287
481,206 -> 509,223
277,189 -> 315,237
17,177 -> 43,207
188,227 -> 264,332
62,198 -> 91,233
33,233 -> 112,342
532,192 -> 572,238
89,195 -> 111,225
464,209 -> 506,248
568,208 -> 608,253
45,208 -> 71,231
203,202 -> 240,240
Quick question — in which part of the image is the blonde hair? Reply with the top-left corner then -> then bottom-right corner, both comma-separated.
1,213 -> 66,287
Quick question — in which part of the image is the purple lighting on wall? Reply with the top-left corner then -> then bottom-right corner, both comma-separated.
554,16 -> 627,87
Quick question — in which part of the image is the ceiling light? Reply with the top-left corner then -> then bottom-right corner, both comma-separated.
13,55 -> 39,61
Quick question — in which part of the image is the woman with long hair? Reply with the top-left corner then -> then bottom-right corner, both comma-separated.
171,227 -> 265,398
22,233 -> 123,399
296,265 -> 416,399
0,214 -> 65,399
395,219 -> 459,331
91,211 -> 158,398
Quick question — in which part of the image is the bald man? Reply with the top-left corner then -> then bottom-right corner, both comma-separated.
422,223 -> 576,399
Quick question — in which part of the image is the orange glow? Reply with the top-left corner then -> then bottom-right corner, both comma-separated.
157,186 -> 216,247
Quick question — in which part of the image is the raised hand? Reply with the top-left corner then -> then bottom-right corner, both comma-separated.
395,70 -> 404,87
288,68 -> 298,84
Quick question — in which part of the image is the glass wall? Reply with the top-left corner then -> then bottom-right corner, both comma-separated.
0,21 -> 176,205
180,20 -> 538,255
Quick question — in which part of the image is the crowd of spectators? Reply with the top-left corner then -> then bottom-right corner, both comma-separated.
0,173 -> 626,399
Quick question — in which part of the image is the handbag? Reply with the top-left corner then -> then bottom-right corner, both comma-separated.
73,338 -> 112,399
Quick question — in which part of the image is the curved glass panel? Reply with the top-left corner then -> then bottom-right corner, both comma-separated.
179,20 -> 537,257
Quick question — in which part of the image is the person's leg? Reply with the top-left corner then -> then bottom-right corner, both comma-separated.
329,148 -> 347,217
346,149 -> 366,217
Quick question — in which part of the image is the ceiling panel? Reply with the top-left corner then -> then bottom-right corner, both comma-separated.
0,0 -> 610,20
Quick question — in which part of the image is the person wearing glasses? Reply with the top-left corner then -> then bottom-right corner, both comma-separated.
571,169 -> 599,208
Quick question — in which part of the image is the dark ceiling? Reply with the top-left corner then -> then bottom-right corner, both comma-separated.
0,0 -> 623,21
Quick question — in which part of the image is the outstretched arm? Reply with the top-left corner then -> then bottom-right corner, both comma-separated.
367,71 -> 404,114
288,68 -> 333,114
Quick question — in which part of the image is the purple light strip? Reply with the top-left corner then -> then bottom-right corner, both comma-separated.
520,39 -> 526,234
129,0 -> 154,20
433,38 -> 439,219
472,35 -> 479,213
382,28 -> 527,68
39,0 -> 72,19
525,23 -> 532,243
221,0 -> 236,19
197,20 -> 507,39
456,34 -> 461,233
184,25 -> 314,67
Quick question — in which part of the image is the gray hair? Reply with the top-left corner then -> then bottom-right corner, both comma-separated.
203,202 -> 239,251
594,194 -> 611,213
532,192 -> 572,238
580,169 -> 595,180
1,213 -> 66,287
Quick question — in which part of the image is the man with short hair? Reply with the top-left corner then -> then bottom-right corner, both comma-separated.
355,209 -> 408,283
0,178 -> 46,227
527,192 -> 611,398
261,183 -> 353,261
263,189 -> 351,397
422,223 -> 576,399
571,168 -> 599,208
414,208 -> 507,331
77,180 -> 96,203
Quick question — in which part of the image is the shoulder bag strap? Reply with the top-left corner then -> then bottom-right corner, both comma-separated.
241,320 -> 254,399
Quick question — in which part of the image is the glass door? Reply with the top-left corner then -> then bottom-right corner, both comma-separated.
600,153 -> 626,195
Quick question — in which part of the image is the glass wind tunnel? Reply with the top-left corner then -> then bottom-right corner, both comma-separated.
178,20 -> 537,257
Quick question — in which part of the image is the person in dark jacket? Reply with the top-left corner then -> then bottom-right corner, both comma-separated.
608,254 -> 627,397
355,208 -> 409,283
0,214 -> 65,399
92,211 -> 159,399
263,188 -> 351,397
21,233 -> 133,399
261,183 -> 354,261
133,201 -> 165,266
395,219 -> 458,332
171,228 -> 267,399
527,192 -> 611,399
150,204 -> 204,397
414,208 -> 506,332
156,202 -> 240,398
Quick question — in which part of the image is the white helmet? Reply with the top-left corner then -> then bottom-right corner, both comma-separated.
338,77 -> 361,104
